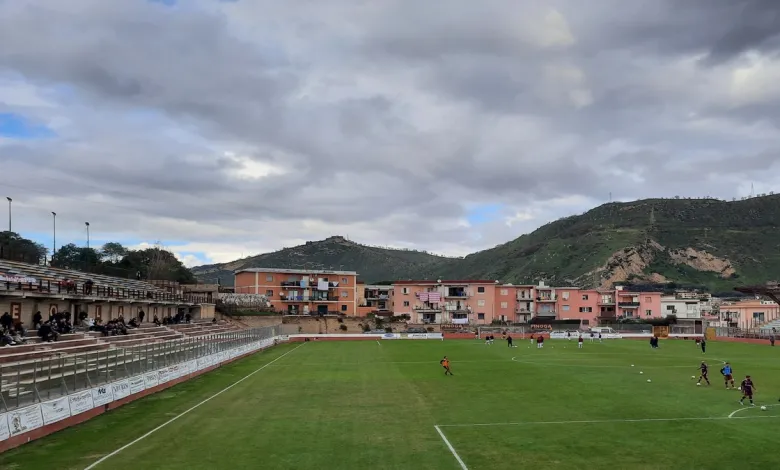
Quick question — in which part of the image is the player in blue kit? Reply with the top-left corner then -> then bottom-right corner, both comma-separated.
720,362 -> 735,389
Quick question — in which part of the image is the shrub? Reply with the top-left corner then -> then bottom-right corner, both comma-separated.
339,324 -> 348,331
362,324 -> 371,332
384,327 -> 392,333
426,327 -> 434,332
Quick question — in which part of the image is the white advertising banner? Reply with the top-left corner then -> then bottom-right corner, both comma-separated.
40,397 -> 71,425
7,404 -> 44,437
158,368 -> 170,384
129,375 -> 145,395
144,371 -> 159,389
91,385 -> 114,407
187,360 -> 198,375
427,333 -> 444,339
111,380 -> 131,400
168,364 -> 180,379
68,390 -> 94,416
0,413 -> 9,441
406,333 -> 428,339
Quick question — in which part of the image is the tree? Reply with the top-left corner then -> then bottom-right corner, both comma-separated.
51,244 -> 101,270
118,246 -> 196,283
101,242 -> 128,263
0,231 -> 47,264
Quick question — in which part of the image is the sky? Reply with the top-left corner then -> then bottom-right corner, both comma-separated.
1,0 -> 780,268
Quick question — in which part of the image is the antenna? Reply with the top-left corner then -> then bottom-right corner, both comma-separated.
609,192 -> 612,202
751,183 -> 754,198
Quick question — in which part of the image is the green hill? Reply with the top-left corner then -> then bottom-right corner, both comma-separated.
193,196 -> 780,292
190,236 -> 451,285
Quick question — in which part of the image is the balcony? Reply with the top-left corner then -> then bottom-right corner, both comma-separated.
414,305 -> 440,312
515,308 -> 532,314
516,295 -> 533,301
535,310 -> 556,317
310,296 -> 340,302
280,281 -> 304,288
445,292 -> 470,298
598,299 -> 615,305
280,295 -> 308,302
536,297 -> 556,302
618,302 -> 640,308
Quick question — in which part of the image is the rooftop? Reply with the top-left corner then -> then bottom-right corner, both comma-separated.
393,279 -> 498,285
235,268 -> 358,276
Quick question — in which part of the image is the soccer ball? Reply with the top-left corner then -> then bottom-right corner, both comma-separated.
696,383 -> 701,386
692,376 -> 696,379
761,406 -> 767,411
639,371 -> 643,374
738,387 -> 741,391
631,364 -> 634,367
647,379 -> 651,382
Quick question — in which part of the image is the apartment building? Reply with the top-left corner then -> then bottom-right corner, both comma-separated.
356,283 -> 393,316
393,280 -> 499,324
660,294 -> 704,319
718,299 -> 780,329
554,287 -> 663,325
234,268 -> 358,315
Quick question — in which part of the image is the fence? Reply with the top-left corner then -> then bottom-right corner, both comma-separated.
0,326 -> 279,413
710,327 -> 776,339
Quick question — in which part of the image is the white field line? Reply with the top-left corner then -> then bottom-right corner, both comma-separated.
83,343 -> 305,469
434,425 -> 468,470
436,414 -> 780,428
728,403 -> 780,418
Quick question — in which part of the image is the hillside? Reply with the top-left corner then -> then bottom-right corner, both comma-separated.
191,236 -> 450,285
193,196 -> 780,292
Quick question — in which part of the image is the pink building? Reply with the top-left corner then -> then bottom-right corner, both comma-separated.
719,300 -> 780,329
393,280 -> 499,325
555,287 -> 663,326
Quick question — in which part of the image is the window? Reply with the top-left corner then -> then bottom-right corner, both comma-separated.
403,301 -> 410,307
341,290 -> 348,297
478,313 -> 485,320
582,294 -> 589,300
341,305 -> 347,312
266,290 -> 274,296
266,275 -> 273,282
402,287 -> 409,294
500,289 -> 508,296
666,305 -> 675,311
500,302 -> 508,308
477,299 -> 485,306
582,319 -> 590,325
579,307 -> 592,313
477,286 -> 485,293
342,277 -> 348,284
562,305 -> 570,311
645,310 -> 652,316
562,292 -> 569,300
645,296 -> 651,302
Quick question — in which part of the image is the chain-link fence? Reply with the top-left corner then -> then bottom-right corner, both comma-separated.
0,326 -> 279,412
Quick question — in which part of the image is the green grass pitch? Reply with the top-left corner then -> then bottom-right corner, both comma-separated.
2,338 -> 780,469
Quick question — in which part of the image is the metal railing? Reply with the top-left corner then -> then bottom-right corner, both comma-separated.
1,279 -> 211,304
0,326 -> 279,412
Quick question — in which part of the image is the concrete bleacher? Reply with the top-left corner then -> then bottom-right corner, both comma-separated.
86,325 -> 184,347
0,259 -> 189,302
759,318 -> 780,331
168,319 -> 242,337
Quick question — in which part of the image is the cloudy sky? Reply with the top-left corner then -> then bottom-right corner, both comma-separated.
1,0 -> 780,267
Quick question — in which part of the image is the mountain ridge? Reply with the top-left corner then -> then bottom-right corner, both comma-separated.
192,195 -> 780,292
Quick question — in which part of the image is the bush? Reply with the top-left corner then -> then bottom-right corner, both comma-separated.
362,324 -> 371,332
339,324 -> 348,331
384,327 -> 392,333
426,327 -> 434,332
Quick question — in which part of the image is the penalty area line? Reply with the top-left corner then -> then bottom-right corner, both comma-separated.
434,425 -> 469,470
436,414 -> 780,428
83,343 -> 306,469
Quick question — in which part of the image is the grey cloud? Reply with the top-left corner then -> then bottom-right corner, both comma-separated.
1,0 -> 780,262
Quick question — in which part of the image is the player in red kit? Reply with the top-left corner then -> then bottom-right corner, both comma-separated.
739,375 -> 755,406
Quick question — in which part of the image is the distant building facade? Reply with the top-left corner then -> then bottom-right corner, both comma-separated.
234,268 -> 358,316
